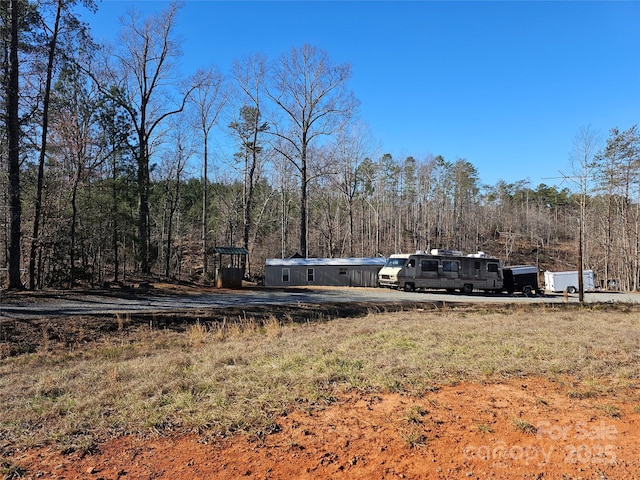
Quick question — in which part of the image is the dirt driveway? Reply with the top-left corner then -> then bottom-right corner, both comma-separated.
2,283 -> 638,320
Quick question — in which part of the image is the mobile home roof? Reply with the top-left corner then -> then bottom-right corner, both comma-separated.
266,257 -> 386,267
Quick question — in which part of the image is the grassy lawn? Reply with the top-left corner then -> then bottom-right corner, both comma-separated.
1,303 -> 639,453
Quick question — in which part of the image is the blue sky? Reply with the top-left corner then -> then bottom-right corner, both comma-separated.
82,1 -> 640,188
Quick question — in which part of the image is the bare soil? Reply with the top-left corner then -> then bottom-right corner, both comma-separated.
5,377 -> 640,479
3,283 -> 640,479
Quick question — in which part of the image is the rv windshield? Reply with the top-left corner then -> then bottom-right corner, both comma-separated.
385,257 -> 407,268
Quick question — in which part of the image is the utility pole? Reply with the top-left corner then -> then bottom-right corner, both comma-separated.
544,171 -> 590,304
578,204 -> 584,303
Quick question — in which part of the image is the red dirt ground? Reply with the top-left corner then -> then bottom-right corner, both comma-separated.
6,376 -> 640,480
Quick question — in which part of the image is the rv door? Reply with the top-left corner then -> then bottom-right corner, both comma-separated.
405,257 -> 417,276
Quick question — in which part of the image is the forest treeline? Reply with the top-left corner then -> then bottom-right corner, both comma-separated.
1,1 -> 639,291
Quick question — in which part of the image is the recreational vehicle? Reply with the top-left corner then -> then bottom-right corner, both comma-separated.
379,250 -> 503,293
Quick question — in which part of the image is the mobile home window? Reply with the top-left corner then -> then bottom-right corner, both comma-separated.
307,268 -> 315,282
282,268 -> 290,283
487,263 -> 499,273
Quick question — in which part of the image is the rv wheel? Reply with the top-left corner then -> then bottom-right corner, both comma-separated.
461,284 -> 473,294
567,286 -> 577,294
404,283 -> 414,292
522,286 -> 532,296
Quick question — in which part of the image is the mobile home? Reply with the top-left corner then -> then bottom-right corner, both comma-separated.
544,270 -> 595,293
264,257 -> 386,287
378,249 -> 503,293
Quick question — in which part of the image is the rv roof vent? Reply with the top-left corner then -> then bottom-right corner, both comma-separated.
430,249 -> 464,256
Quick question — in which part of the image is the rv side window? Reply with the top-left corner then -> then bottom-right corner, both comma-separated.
339,268 -> 347,275
443,261 -> 459,272
307,268 -> 315,282
487,263 -> 499,273
407,259 -> 415,268
421,260 -> 438,272
282,268 -> 290,282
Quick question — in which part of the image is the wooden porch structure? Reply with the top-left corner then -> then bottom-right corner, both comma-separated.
213,246 -> 248,288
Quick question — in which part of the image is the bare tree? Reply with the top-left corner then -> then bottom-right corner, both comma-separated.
50,61 -> 109,287
451,159 -> 480,251
157,120 -> 191,279
595,125 -> 640,290
229,106 -> 268,270
567,125 -> 601,301
28,0 -> 62,289
271,139 -> 297,258
26,0 -> 96,289
230,53 -> 270,273
5,0 -> 22,289
98,1 -> 192,274
267,44 -> 358,257
188,66 -> 225,278
327,121 -> 374,256
94,93 -> 134,284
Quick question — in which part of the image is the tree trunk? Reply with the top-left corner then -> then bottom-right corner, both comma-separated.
28,0 -> 62,289
243,146 -> 257,275
202,138 -> 208,277
138,135 -> 150,274
7,0 -> 22,289
69,167 -> 81,287
300,143 -> 308,257
112,157 -> 120,282
164,197 -> 173,278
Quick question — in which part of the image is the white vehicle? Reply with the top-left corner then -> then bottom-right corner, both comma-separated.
379,250 -> 503,294
544,270 -> 595,293
378,254 -> 411,288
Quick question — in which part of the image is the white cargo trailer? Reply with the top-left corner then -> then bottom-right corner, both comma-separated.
544,270 -> 595,293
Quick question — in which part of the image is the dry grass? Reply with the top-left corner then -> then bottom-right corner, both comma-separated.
511,417 -> 537,435
1,304 -> 639,453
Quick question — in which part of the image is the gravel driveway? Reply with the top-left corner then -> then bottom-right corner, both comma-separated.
1,286 -> 638,320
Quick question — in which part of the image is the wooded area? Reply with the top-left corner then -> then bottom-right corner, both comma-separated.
1,1 -> 639,291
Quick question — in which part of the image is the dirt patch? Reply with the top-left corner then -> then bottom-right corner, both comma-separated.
5,377 -> 639,479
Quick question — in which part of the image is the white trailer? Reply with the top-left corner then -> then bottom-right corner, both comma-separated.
544,270 -> 595,293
